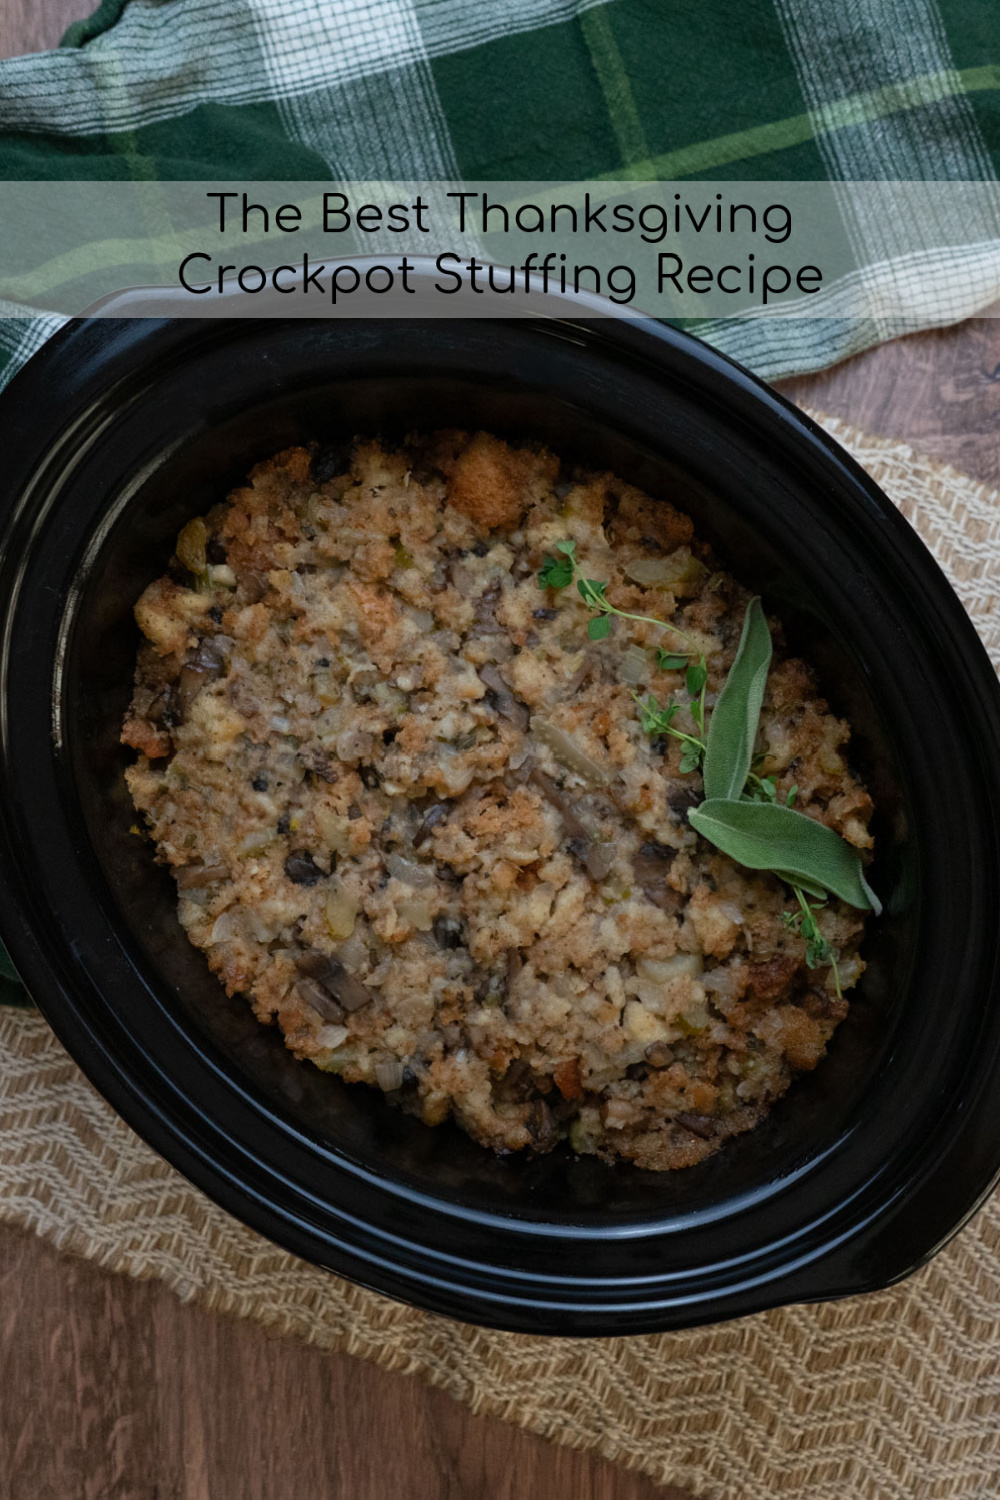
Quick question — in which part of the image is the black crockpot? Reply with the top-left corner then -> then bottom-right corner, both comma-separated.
1,276 -> 1000,1334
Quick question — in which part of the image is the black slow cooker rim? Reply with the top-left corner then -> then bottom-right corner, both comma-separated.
1,284 -> 999,1335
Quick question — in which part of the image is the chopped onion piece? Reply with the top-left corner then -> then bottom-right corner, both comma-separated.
702,968 -> 741,999
397,896 -> 435,932
335,727 -> 374,763
236,829 -> 273,856
620,643 -> 648,686
624,548 -> 695,587
209,909 -> 240,943
375,1055 -> 404,1092
315,806 -> 352,854
176,899 -> 203,930
325,883 -> 358,940
316,1024 -> 349,1050
636,953 -> 703,984
530,716 -> 609,786
386,852 -> 435,887
248,913 -> 279,943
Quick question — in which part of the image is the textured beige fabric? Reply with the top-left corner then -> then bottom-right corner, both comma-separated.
2,416 -> 999,1500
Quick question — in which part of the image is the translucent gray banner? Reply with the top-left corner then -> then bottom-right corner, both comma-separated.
2,181 -> 999,323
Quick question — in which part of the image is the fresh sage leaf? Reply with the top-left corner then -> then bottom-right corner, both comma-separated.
688,798 -> 881,913
702,597 -> 772,802
773,869 -> 828,901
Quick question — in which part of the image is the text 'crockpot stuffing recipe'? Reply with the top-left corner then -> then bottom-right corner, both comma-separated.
123,431 -> 879,1170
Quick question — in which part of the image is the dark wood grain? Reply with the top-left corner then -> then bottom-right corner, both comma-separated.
0,1225 -> 685,1500
777,315 -> 1000,490
0,0 -> 95,56
2,9 -> 998,1500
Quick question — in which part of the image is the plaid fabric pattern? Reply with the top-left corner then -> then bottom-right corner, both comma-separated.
0,0 -> 998,392
0,2 -> 999,998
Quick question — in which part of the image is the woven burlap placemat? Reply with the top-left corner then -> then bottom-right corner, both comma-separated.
2,415 -> 998,1500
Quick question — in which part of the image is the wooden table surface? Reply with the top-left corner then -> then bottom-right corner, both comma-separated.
3,5 -> 1000,1498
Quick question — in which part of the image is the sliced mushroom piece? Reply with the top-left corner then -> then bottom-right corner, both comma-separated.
493,1056 -> 535,1103
667,783 -> 702,814
631,842 -> 681,910
413,802 -> 450,848
174,665 -> 215,721
432,915 -> 464,950
146,684 -> 177,726
173,637 -> 227,721
294,977 -> 345,1025
283,850 -> 325,886
532,768 -> 617,881
505,753 -> 536,788
175,861 -> 229,889
311,441 -> 350,484
478,664 -> 530,732
526,1097 -> 557,1145
557,656 -> 592,701
190,637 -> 226,672
295,951 -> 374,1012
582,841 -> 617,882
675,1111 -> 717,1140
529,767 -> 592,842
324,963 -> 375,1012
471,580 -> 505,635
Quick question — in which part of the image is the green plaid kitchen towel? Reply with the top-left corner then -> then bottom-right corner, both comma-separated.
0,0 -> 999,389
0,0 -> 999,1002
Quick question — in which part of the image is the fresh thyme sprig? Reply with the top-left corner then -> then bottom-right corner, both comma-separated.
633,693 -> 705,773
539,540 -> 703,651
741,772 -> 839,978
538,539 -> 709,767
782,888 -> 842,996
536,541 -> 880,983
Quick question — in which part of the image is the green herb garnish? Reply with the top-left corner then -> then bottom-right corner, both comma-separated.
537,545 -> 881,970
633,692 -> 706,772
782,889 -> 841,995
537,539 -> 577,591
702,596 -> 772,801
688,798 -> 880,913
538,542 -> 710,749
656,650 -> 689,671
